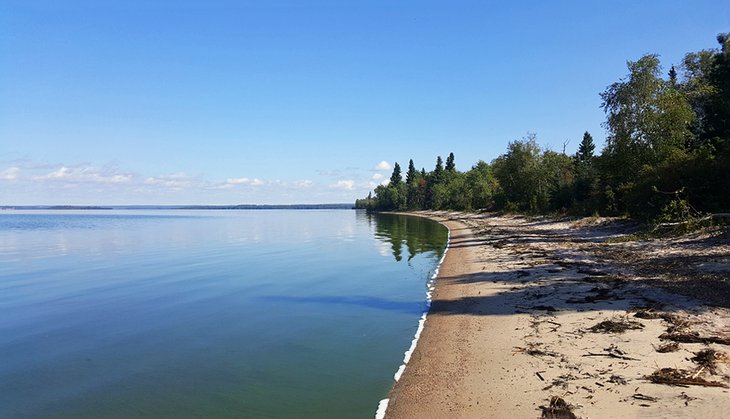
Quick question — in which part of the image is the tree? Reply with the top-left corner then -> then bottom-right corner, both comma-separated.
704,33 -> 730,145
390,162 -> 402,186
600,54 -> 694,183
406,159 -> 417,184
492,134 -> 544,212
669,65 -> 678,87
465,161 -> 496,210
575,131 -> 595,163
445,152 -> 456,172
432,156 -> 444,184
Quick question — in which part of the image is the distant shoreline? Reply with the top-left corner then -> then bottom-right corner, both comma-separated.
0,204 -> 355,210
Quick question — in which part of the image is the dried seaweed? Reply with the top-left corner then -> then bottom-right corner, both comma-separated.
588,318 -> 644,333
608,375 -> 627,385
567,287 -> 622,304
691,349 -> 727,374
645,368 -> 728,388
633,309 -> 677,323
540,396 -> 578,419
659,332 -> 730,345
654,342 -> 680,353
513,344 -> 560,358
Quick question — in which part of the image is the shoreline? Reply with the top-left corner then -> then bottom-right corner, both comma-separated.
375,214 -> 451,419
382,211 -> 729,418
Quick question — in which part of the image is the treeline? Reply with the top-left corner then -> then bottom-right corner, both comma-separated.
356,34 -> 730,222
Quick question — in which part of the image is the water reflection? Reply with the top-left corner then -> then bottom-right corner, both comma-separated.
367,213 -> 447,262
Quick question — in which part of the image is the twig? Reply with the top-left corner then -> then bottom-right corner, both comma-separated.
583,352 -> 640,361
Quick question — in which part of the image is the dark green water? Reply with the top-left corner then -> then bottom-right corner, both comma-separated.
0,210 -> 447,418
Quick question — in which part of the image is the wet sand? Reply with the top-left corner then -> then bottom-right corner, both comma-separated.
384,212 -> 729,418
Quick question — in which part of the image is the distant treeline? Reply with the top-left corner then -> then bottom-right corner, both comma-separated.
356,34 -> 730,222
3,204 -> 354,210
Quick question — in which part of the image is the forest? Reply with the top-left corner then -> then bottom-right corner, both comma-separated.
356,34 -> 730,223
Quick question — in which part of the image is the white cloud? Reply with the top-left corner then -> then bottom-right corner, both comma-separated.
34,166 -> 132,184
293,180 -> 313,188
227,177 -> 265,186
371,173 -> 383,181
331,179 -> 355,190
0,167 -> 19,180
374,160 -> 392,171
143,172 -> 195,190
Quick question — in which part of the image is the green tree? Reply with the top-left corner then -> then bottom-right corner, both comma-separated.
405,159 -> 417,184
465,161 -> 496,210
542,150 -> 574,211
704,33 -> 730,147
432,156 -> 444,184
575,131 -> 595,163
390,162 -> 402,186
600,54 -> 694,179
492,134 -> 544,212
445,152 -> 456,172
570,132 -> 597,212
668,65 -> 678,87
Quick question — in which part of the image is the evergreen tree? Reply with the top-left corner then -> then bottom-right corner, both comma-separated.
432,156 -> 444,184
575,131 -> 595,163
445,152 -> 456,172
669,65 -> 678,87
390,162 -> 402,186
406,159 -> 417,184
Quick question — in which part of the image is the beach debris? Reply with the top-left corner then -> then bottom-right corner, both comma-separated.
659,331 -> 730,345
539,396 -> 578,419
582,344 -> 639,361
542,373 -> 579,391
588,317 -> 644,333
633,309 -> 676,322
677,392 -> 700,406
645,368 -> 729,388
513,343 -> 560,358
608,375 -> 627,385
691,349 -> 727,374
567,287 -> 623,304
632,393 -> 658,402
536,371 -> 546,381
654,342 -> 680,353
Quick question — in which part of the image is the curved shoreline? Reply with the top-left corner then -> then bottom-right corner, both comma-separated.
378,211 -> 730,418
374,213 -> 451,419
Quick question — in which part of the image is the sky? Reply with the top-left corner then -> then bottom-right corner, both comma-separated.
1,0 -> 728,205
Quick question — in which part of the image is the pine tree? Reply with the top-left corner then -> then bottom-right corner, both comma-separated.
433,156 -> 444,184
390,162 -> 402,186
445,152 -> 456,172
669,65 -> 678,87
406,159 -> 417,184
576,131 -> 595,163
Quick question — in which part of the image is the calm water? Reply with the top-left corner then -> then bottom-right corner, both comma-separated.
0,210 -> 447,418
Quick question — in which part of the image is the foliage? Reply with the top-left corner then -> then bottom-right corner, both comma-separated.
357,34 -> 730,224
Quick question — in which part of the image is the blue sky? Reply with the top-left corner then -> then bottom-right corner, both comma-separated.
1,0 -> 728,205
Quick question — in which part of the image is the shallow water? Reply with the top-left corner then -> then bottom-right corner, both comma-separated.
0,210 -> 447,418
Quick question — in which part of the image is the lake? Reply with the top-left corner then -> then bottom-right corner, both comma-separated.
0,210 -> 447,418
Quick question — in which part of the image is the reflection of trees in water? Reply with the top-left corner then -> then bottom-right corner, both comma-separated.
368,213 -> 447,262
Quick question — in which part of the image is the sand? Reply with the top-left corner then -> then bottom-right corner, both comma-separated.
384,212 -> 730,419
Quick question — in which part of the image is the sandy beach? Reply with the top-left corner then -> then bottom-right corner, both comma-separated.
384,212 -> 730,418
